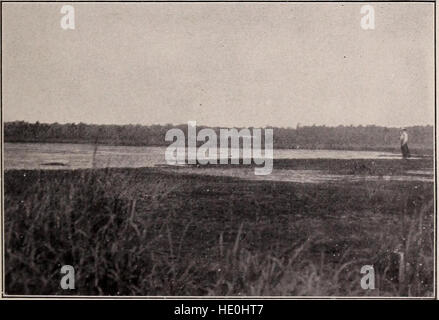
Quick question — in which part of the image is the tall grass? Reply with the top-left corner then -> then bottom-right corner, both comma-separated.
4,167 -> 434,296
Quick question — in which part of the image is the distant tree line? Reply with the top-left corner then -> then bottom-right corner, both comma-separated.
4,121 -> 434,152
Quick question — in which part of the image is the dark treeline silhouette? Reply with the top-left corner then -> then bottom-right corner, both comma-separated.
4,121 -> 434,152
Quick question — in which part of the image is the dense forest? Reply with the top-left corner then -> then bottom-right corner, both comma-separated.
4,121 -> 434,152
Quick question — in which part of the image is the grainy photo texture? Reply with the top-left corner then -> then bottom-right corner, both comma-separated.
1,1 -> 436,297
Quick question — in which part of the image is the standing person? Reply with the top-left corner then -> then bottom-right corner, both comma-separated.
400,128 -> 410,158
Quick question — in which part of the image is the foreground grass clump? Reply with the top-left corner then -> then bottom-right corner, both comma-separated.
4,163 -> 434,296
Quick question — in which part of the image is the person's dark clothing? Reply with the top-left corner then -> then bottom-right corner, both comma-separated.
401,143 -> 410,158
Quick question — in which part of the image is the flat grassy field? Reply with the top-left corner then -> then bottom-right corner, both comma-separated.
4,158 -> 434,296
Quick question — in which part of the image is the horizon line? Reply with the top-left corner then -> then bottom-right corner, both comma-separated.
3,120 -> 435,129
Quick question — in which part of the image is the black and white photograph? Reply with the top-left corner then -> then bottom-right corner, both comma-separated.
0,0 -> 436,300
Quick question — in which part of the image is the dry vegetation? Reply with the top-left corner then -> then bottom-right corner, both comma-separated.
4,159 -> 434,296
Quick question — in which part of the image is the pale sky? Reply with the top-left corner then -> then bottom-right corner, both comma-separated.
2,2 -> 435,127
